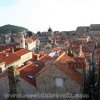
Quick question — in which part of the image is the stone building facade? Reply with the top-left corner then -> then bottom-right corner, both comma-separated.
36,64 -> 83,100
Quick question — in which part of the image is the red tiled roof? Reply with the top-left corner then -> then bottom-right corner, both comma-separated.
0,53 -> 20,65
32,52 -> 46,61
15,48 -> 31,56
35,63 -> 53,77
35,62 -> 83,86
67,59 -> 85,69
0,52 -> 7,60
82,46 -> 92,53
39,52 -> 45,57
35,51 -> 84,86
0,43 -> 19,52
5,54 -> 20,65
57,53 -> 75,63
71,45 -> 92,55
0,48 -> 31,66
74,57 -> 85,62
71,41 -> 81,47
95,48 -> 100,54
56,63 -> 83,86
39,54 -> 53,63
19,63 -> 41,87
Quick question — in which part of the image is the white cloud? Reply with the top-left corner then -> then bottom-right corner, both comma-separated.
0,0 -> 100,32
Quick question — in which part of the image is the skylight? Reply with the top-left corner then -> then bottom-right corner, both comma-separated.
48,52 -> 56,57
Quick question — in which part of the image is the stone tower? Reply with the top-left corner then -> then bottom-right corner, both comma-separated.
79,45 -> 85,58
20,33 -> 25,48
8,66 -> 19,100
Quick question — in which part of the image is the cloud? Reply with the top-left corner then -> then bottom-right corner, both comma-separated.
0,0 -> 100,32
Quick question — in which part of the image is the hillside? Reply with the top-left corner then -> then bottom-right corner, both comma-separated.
0,24 -> 28,34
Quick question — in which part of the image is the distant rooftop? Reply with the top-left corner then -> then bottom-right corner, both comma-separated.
90,24 -> 100,31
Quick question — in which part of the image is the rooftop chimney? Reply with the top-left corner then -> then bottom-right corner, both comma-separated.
12,47 -> 14,54
37,54 -> 40,61
79,45 -> 85,58
54,51 -> 59,58
5,53 -> 9,57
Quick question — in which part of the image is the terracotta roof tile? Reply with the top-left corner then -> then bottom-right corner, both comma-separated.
19,63 -> 41,87
35,62 -> 83,86
71,45 -> 92,55
56,63 -> 83,86
0,53 -> 20,65
39,54 -> 53,63
15,48 -> 31,56
0,43 -> 19,52
57,53 -> 75,63
96,48 -> 100,54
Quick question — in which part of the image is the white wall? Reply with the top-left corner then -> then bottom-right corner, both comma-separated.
27,41 -> 37,51
5,38 -> 11,44
0,63 -> 6,72
20,52 -> 32,64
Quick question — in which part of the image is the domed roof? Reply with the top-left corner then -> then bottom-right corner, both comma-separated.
48,26 -> 52,32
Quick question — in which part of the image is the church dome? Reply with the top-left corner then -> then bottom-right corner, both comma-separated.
48,27 -> 52,32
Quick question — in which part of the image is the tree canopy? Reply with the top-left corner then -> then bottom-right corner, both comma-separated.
0,24 -> 28,34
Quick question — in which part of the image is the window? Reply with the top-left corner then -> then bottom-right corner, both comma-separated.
54,77 -> 64,88
27,74 -> 35,80
75,68 -> 82,74
21,40 -> 22,43
46,47 -> 50,49
0,68 -> 2,73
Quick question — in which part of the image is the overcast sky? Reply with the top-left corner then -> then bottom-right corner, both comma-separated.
0,0 -> 100,32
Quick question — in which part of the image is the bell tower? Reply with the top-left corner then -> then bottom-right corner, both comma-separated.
20,33 -> 25,48
79,45 -> 85,58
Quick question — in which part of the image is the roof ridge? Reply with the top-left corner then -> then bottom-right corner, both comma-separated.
19,63 -> 35,71
57,63 -> 83,86
54,51 -> 65,62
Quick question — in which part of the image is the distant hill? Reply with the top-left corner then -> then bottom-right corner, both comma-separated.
0,24 -> 28,34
